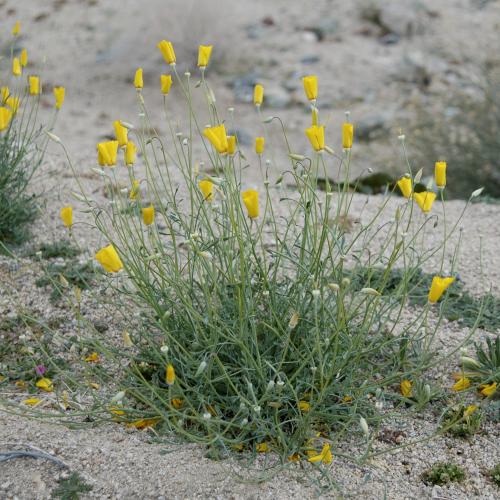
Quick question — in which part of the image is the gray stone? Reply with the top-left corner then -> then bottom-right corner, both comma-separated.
356,112 -> 390,141
379,0 -> 428,37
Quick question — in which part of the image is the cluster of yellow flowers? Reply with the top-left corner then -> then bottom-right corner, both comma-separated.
0,21 -> 66,132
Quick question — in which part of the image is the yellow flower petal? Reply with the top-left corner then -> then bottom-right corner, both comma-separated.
166,364 -> 175,386
452,377 -> 470,392
479,382 -> 497,397
397,176 -> 413,198
303,75 -> 318,101
428,276 -> 455,303
435,161 -> 447,188
241,189 -> 259,219
84,352 -> 100,363
197,45 -> 213,68
253,84 -> 264,106
413,191 -> 437,213
60,206 -> 73,228
36,378 -> 53,392
400,380 -> 412,398
23,397 -> 42,406
142,205 -> 155,226
95,244 -> 123,273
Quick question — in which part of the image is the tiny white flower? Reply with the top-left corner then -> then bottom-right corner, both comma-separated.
203,412 -> 211,420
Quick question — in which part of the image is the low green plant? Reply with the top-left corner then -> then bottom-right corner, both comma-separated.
490,463 -> 500,487
27,240 -> 81,259
51,472 -> 92,500
422,462 -> 466,486
35,260 -> 99,301
461,337 -> 500,391
440,404 -> 482,437
51,41 -> 482,459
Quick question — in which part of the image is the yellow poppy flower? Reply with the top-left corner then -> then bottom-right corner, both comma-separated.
435,161 -> 447,188
166,364 -> 175,386
12,21 -> 20,36
397,176 -> 412,198
413,191 -> 436,213
84,352 -> 100,363
452,377 -> 470,392
52,86 -> 65,109
298,400 -> 311,412
0,107 -> 12,131
127,417 -> 161,430
12,58 -> 22,77
95,244 -> 123,273
305,125 -> 325,151
428,276 -> 455,303
203,124 -> 228,154
134,68 -> 143,89
400,379 -> 412,398
227,135 -> 236,155
6,97 -> 20,114
342,123 -> 354,149
255,137 -> 265,155
253,84 -> 264,106
36,378 -> 53,392
256,442 -> 269,453
160,74 -> 172,95
125,141 -> 136,166
308,443 -> 332,464
97,141 -> 119,166
20,49 -> 28,68
158,40 -> 176,64
171,398 -> 184,409
303,75 -> 318,101
288,453 -> 301,462
198,45 -> 213,68
29,76 -> 40,95
60,206 -> 73,228
463,405 -> 477,417
114,121 -> 128,147
241,189 -> 259,219
198,179 -> 214,201
142,205 -> 155,226
479,382 -> 497,397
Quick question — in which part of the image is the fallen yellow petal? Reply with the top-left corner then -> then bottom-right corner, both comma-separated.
452,377 -> 470,392
36,378 -> 53,392
23,397 -> 42,406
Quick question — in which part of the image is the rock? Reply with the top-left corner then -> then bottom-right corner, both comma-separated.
301,31 -> 318,43
230,72 -> 259,103
305,18 -> 339,41
264,85 -> 292,109
300,55 -> 321,65
93,319 -> 109,333
227,128 -> 252,146
356,112 -> 390,141
379,0 -> 429,37
392,51 -> 432,88
379,33 -> 400,45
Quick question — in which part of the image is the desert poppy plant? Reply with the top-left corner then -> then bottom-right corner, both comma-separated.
413,191 -> 436,213
397,176 -> 412,198
158,40 -> 176,65
305,125 -> 325,151
303,75 -> 318,101
198,45 -> 213,68
203,124 -> 228,154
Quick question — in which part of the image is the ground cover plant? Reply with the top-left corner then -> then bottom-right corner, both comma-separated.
43,40 -> 494,462
0,22 -> 64,246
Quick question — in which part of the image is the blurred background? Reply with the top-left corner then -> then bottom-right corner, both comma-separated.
3,0 -> 500,199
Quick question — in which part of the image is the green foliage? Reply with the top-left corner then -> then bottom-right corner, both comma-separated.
473,337 -> 500,381
51,472 -> 92,500
490,463 -> 500,487
0,126 -> 43,244
27,240 -> 81,259
422,462 -> 466,485
441,405 -> 482,438
35,260 -> 99,301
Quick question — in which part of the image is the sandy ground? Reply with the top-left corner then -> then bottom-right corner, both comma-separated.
1,0 -> 500,498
